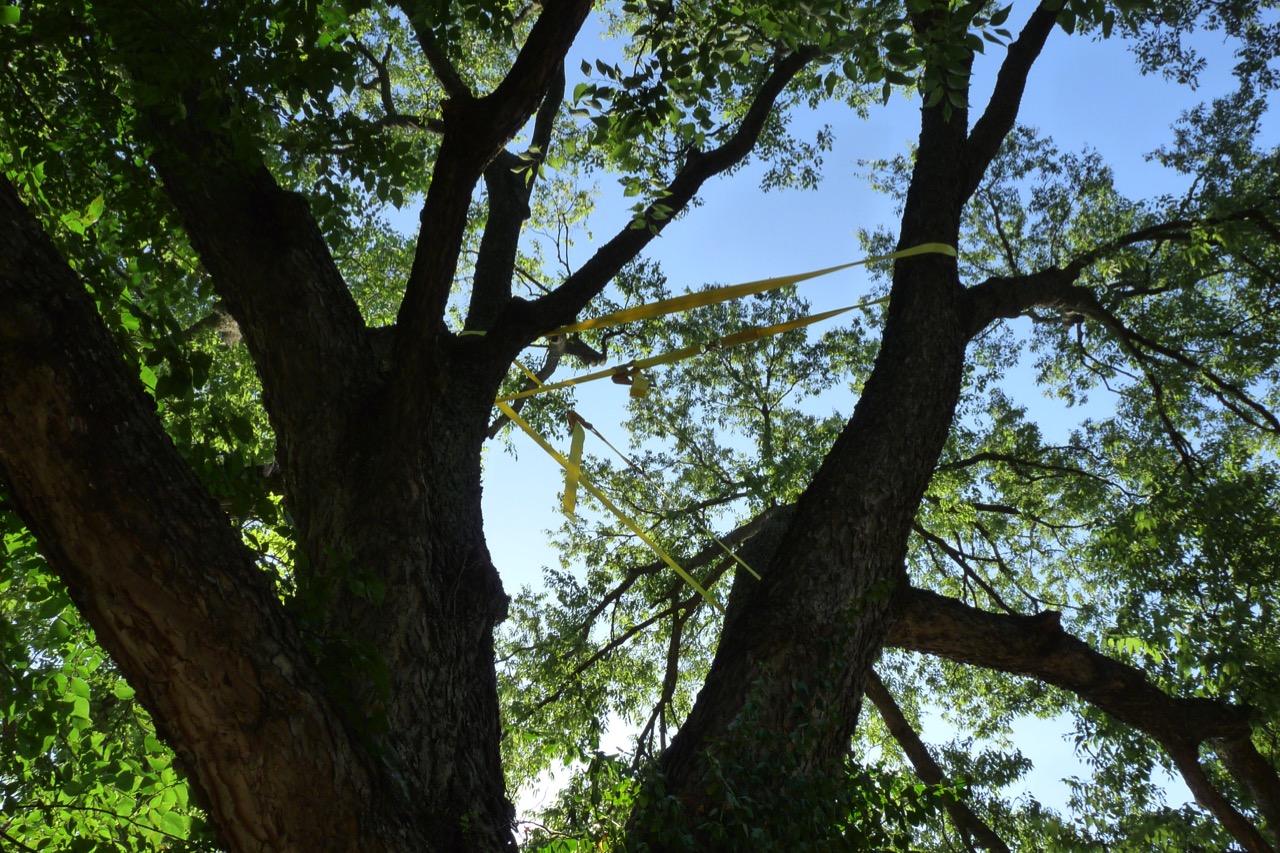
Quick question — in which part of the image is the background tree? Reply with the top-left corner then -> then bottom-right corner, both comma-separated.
1,1 -> 1278,853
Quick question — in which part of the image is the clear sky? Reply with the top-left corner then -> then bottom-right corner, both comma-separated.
412,2 -> 1277,824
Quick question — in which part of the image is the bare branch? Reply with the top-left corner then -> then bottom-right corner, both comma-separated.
492,48 -> 819,346
888,586 -> 1280,852
963,213 -> 1258,338
964,2 -> 1060,198
485,335 -> 567,437
865,671 -> 1011,853
913,522 -> 1017,615
353,38 -> 444,133
523,590 -> 702,718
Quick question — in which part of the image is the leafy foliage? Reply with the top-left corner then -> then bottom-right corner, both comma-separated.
2,0 -> 1279,850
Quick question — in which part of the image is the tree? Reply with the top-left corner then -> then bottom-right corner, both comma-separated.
1,1 -> 1278,851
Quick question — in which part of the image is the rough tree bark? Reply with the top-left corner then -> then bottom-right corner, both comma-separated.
4,0 -> 1276,849
630,6 -> 1062,844
0,1 -> 822,849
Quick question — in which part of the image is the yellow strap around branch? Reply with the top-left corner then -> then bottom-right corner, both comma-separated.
496,400 -> 724,613
547,242 -> 956,336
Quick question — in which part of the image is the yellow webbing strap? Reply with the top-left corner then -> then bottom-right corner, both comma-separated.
580,419 -> 762,582
547,242 -> 956,336
562,413 -> 587,517
499,301 -> 867,403
505,361 -> 759,580
496,400 -> 724,613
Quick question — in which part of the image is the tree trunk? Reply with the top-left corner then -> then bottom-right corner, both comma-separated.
309,346 -> 519,850
633,106 -> 973,845
0,178 -> 405,851
0,175 -> 520,850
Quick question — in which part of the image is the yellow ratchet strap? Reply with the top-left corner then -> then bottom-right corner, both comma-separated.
507,360 -> 759,580
496,400 -> 724,613
547,242 -> 956,336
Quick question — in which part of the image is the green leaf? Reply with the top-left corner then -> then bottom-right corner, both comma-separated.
228,414 -> 257,444
85,194 -> 106,225
159,810 -> 190,837
60,212 -> 86,235
0,6 -> 19,25
69,694 -> 91,720
138,363 -> 158,394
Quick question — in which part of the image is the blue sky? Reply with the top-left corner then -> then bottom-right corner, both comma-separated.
419,3 -> 1278,823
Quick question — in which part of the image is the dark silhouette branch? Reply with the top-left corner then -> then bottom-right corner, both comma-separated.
964,1 -> 1061,198
963,214 -> 1239,337
353,38 -> 444,133
888,586 -> 1279,852
969,242 -> 1280,437
467,63 -> 567,333
392,0 -> 592,396
495,48 -> 819,347
865,671 -> 1011,852
913,522 -> 1017,615
394,3 -> 473,101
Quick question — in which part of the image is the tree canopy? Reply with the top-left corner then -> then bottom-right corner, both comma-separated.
1,0 -> 1279,851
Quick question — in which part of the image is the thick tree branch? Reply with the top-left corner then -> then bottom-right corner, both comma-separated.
394,4 -> 473,101
968,246 -> 1280,436
1166,745 -> 1276,853
646,156 -> 971,833
865,671 -> 1011,852
97,2 -> 377,535
0,177 -> 400,853
888,586 -> 1280,851
392,0 -> 592,397
467,64 -> 566,333
963,216 -> 1205,338
887,586 -> 1253,746
491,48 -> 819,348
1216,737 -> 1280,847
963,2 -> 1060,198
966,210 -> 1276,337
